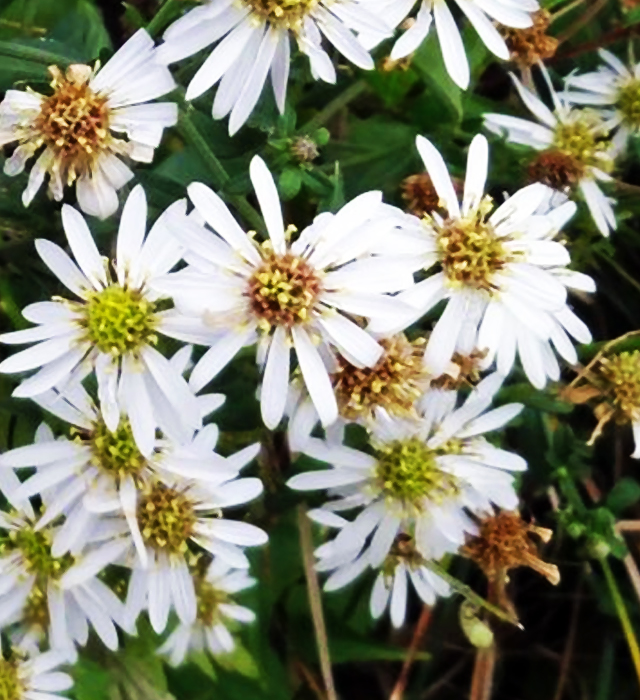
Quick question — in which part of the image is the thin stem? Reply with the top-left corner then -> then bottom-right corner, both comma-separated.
556,0 -> 609,45
178,108 -> 265,232
389,605 -> 432,700
600,557 -> 640,691
299,79 -> 369,134
146,0 -> 181,38
550,0 -> 586,23
297,506 -> 338,700
423,561 -> 522,627
469,646 -> 496,700
0,40 -> 71,68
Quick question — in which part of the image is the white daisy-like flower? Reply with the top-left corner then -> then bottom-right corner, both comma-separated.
359,0 -> 539,90
0,483 -> 126,656
61,472 -> 267,635
0,30 -> 177,219
0,641 -> 73,700
484,67 -> 617,236
562,49 -> 640,150
157,155 -> 425,430
158,557 -> 256,666
0,185 -> 209,456
369,133 -> 595,390
288,374 -> 525,568
155,0 -> 389,134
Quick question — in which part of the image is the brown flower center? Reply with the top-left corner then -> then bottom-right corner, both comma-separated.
247,252 -> 321,330
332,335 -> 428,420
34,65 -> 109,173
502,10 -> 558,67
528,150 -> 585,189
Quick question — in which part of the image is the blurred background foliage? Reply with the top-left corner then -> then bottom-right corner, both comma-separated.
2,0 -> 640,698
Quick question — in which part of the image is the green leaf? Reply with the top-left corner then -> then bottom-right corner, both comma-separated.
278,167 -> 302,200
606,477 -> 640,515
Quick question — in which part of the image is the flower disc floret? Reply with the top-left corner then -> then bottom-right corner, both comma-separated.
527,150 -> 585,189
195,577 -> 229,626
244,0 -> 319,29
81,285 -> 158,356
0,659 -> 21,700
617,80 -> 640,127
601,351 -> 640,420
552,117 -> 609,170
138,483 -> 197,554
247,252 -> 321,330
332,335 -> 428,420
4,527 -> 74,580
89,419 -> 148,478
34,66 -> 110,173
375,438 -> 459,506
436,204 -> 513,292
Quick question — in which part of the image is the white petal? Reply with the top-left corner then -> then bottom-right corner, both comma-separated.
250,155 -> 285,254
260,327 -> 290,429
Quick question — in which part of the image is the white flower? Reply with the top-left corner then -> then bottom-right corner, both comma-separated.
156,0 -> 388,135
369,133 -> 594,390
288,374 -> 525,568
0,185 -> 209,456
0,489 -> 126,657
61,472 -> 267,635
563,48 -> 640,151
359,0 -> 539,89
158,558 -> 256,666
0,30 -> 177,219
0,641 -> 73,700
484,67 -> 617,236
157,155 -> 425,430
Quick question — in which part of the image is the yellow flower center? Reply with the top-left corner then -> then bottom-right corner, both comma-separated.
247,252 -> 321,331
600,351 -> 640,421
89,419 -> 148,478
435,198 -> 513,293
34,65 -> 110,178
1,526 -> 74,580
332,335 -> 428,420
617,79 -> 640,128
138,483 -> 197,554
244,0 -> 318,29
0,659 -> 22,700
552,115 -> 611,171
375,438 -> 460,507
80,285 -> 158,357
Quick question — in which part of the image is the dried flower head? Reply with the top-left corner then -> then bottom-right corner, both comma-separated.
502,10 -> 558,67
401,172 -> 461,218
430,349 -> 487,391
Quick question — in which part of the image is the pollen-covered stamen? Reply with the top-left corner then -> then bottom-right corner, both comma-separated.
137,483 -> 197,554
89,419 -> 148,478
374,438 -> 460,507
501,10 -> 558,67
79,285 -> 158,357
244,0 -> 318,29
0,658 -> 22,700
332,335 -> 428,420
527,150 -> 585,189
435,199 -> 514,292
247,252 -> 321,330
617,80 -> 640,128
2,527 -> 75,581
552,115 -> 611,172
599,351 -> 640,421
34,65 -> 110,173
462,511 -> 559,585
23,585 -> 49,630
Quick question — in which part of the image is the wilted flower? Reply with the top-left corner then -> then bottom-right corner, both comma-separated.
501,10 -> 558,67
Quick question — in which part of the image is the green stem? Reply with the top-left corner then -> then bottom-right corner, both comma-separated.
0,40 -> 71,68
299,79 -> 369,135
423,561 -> 522,628
600,557 -> 640,691
146,0 -> 181,38
178,108 -> 265,232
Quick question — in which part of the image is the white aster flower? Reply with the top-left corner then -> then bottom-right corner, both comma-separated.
156,0 -> 388,135
0,30 -> 177,219
288,374 -> 525,567
157,155 -> 424,430
61,472 -> 267,635
0,485 -> 126,656
563,49 -> 640,151
369,133 -> 594,390
158,558 -> 256,666
359,0 -> 539,89
0,185 -> 208,456
484,67 -> 617,236
0,641 -> 73,700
